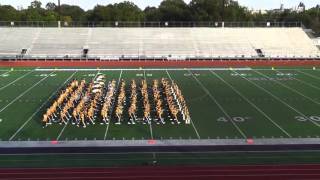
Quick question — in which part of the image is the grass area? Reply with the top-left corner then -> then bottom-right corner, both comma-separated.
2,151 -> 320,168
0,67 -> 320,141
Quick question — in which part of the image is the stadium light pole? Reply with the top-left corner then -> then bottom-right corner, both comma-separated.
221,0 -> 225,21
58,0 -> 61,21
317,5 -> 319,20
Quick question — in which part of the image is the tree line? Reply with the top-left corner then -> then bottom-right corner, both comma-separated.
0,0 -> 319,34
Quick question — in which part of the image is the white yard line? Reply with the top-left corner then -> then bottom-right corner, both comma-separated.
104,70 -> 123,140
254,70 -> 320,106
188,70 -> 247,139
234,70 -> 320,129
0,70 -> 11,76
275,70 -> 320,91
56,124 -> 68,141
165,70 -> 201,139
0,70 -> 33,72
165,70 -> 173,80
211,70 -> 291,138
297,70 -> 320,81
9,71 -> 77,141
144,70 -> 154,140
0,72 -> 55,114
0,70 -> 34,92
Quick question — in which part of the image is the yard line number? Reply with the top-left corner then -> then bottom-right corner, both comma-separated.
217,116 -> 251,123
230,73 -> 251,77
36,74 -> 57,77
276,73 -> 297,76
0,74 -> 9,77
184,73 -> 200,77
136,73 -> 153,77
83,74 -> 96,77
295,116 -> 320,122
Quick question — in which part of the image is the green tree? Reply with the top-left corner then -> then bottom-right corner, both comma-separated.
88,5 -> 115,21
113,1 -> 144,21
58,5 -> 85,21
0,0 -> 319,33
144,6 -> 161,21
223,1 -> 249,21
29,0 -> 42,9
0,5 -> 20,21
189,0 -> 222,21
158,0 -> 192,21
20,1 -> 58,22
88,2 -> 143,22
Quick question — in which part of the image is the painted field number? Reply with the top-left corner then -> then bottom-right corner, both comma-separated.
0,74 -> 9,77
276,73 -> 297,76
230,73 -> 251,77
295,116 -> 320,122
217,117 -> 250,123
38,74 -> 57,77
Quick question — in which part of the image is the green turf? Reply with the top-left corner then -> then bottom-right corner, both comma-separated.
2,151 -> 320,168
0,67 -> 320,141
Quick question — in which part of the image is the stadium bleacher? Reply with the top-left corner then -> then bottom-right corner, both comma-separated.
0,27 -> 318,59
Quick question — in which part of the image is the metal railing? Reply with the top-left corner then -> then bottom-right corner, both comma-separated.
0,21 -> 303,28
0,53 -> 319,61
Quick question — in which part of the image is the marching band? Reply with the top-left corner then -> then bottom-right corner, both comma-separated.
43,76 -> 191,128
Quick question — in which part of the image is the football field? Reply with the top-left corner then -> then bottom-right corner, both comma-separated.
0,67 -> 320,142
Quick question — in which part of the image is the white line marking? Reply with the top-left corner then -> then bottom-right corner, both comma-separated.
275,70 -> 320,91
166,70 -> 201,139
0,70 -> 34,92
254,70 -> 320,106
189,70 -> 247,139
104,70 -> 123,140
56,125 -> 68,141
211,70 -> 291,138
9,71 -> 77,141
0,70 -> 11,76
144,70 -> 154,140
0,72 -> 55,114
297,70 -> 320,81
234,70 -> 320,129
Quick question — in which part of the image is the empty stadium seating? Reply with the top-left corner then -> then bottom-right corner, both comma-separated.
0,27 -> 318,59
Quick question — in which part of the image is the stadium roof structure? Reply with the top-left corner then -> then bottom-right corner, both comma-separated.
0,27 -> 319,60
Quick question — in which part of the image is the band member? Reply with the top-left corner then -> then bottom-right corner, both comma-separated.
115,106 -> 123,125
42,114 -> 49,127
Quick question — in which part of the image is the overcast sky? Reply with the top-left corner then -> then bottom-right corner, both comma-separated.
0,0 -> 319,10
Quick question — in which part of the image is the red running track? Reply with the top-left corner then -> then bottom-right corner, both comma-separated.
1,60 -> 320,67
1,164 -> 320,180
